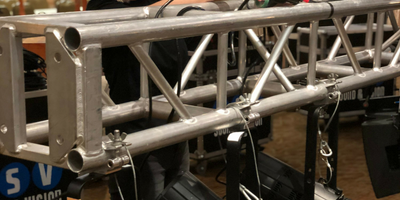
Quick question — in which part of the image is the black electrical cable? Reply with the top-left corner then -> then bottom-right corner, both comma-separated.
147,0 -> 176,127
176,6 -> 204,16
155,0 -> 173,18
215,165 -> 227,185
238,0 -> 250,10
240,57 -> 262,95
141,0 -> 179,170
166,6 -> 206,123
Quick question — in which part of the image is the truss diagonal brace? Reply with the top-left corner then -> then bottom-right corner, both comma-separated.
332,18 -> 363,74
244,29 -> 295,92
271,26 -> 297,67
130,44 -> 193,120
250,25 -> 295,103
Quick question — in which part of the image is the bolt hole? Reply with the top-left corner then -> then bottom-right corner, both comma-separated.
308,168 -> 312,172
0,125 -> 7,134
56,135 -> 64,145
54,52 -> 61,63
307,178 -> 312,184
108,160 -> 114,168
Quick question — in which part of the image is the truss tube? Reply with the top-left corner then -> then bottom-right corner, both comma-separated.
126,87 -> 327,157
374,12 -> 386,70
383,29 -> 400,51
25,49 -> 377,144
390,43 -> 400,66
250,25 -> 295,102
175,34 -> 213,94
238,31 -> 247,78
271,26 -> 297,67
217,32 -> 229,109
365,13 -> 374,50
244,29 -> 295,91
308,21 -> 319,87
327,16 -> 355,60
316,64 -> 367,77
0,1 -> 243,24
339,65 -> 400,92
26,100 -> 147,143
332,17 -> 363,74
68,62 -> 400,173
140,43 -> 150,98
65,0 -> 400,51
388,10 -> 399,33
130,44 -> 192,120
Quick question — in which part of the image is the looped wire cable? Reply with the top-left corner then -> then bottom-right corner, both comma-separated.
317,90 -> 341,185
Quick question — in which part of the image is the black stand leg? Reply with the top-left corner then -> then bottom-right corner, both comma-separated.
67,173 -> 104,199
326,104 -> 340,189
304,106 -> 322,200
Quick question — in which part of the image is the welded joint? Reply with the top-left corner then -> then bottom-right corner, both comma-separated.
183,117 -> 197,124
390,63 -> 400,68
366,49 -> 374,59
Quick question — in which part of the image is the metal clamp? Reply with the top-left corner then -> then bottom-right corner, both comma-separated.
228,93 -> 261,129
103,130 -> 132,172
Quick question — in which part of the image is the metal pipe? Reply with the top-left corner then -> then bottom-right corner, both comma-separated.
140,43 -> 150,98
382,29 -> 400,51
130,44 -> 192,120
102,90 -> 116,106
250,25 -> 295,103
339,65 -> 400,92
64,0 -> 400,51
25,49 -> 377,144
374,12 -> 386,70
388,10 -> 399,33
365,13 -> 374,50
244,29 -> 295,91
316,64 -> 367,77
327,16 -> 355,60
151,101 -> 213,121
308,21 -> 319,86
26,100 -> 147,143
0,1 -> 244,24
390,42 -> 400,66
271,26 -> 297,67
174,34 -> 213,94
217,32 -> 229,110
238,31 -> 247,78
80,63 -> 400,169
125,86 -> 328,157
332,17 -> 363,74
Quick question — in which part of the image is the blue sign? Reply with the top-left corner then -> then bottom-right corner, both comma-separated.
32,163 -> 63,191
0,162 -> 31,198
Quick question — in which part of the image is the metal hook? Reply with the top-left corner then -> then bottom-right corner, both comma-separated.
320,140 -> 333,157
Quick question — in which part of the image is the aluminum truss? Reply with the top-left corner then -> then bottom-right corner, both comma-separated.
0,0 -> 400,176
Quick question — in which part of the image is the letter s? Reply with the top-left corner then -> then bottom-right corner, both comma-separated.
6,168 -> 20,195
